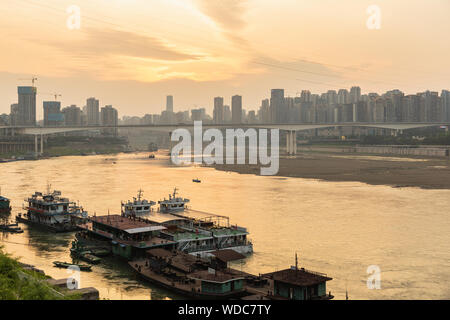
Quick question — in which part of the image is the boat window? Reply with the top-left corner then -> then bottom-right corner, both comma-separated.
144,207 -> 149,210
136,207 -> 142,211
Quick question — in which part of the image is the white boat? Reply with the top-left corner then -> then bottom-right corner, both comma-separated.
121,189 -> 156,217
17,186 -> 88,232
158,188 -> 190,213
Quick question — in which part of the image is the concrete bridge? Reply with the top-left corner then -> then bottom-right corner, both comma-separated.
1,122 -> 448,156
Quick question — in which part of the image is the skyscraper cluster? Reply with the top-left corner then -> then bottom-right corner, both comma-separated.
257,87 -> 450,124
5,86 -> 118,136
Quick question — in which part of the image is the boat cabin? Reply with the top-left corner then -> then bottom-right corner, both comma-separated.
262,267 -> 333,300
158,188 -> 189,213
121,189 -> 156,217
188,269 -> 245,297
81,214 -> 175,259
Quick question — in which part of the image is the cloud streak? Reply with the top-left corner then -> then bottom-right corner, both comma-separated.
193,0 -> 250,49
41,27 -> 200,62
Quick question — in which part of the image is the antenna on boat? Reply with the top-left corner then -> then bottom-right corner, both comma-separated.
46,182 -> 51,194
345,279 -> 349,300
295,252 -> 298,270
137,189 -> 143,201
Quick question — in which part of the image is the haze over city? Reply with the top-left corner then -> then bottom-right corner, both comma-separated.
2,0 -> 450,306
1,0 -> 449,119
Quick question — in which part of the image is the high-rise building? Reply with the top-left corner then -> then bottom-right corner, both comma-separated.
338,89 -> 349,104
326,90 -> 338,106
258,99 -> 270,123
62,105 -> 82,126
231,95 -> 242,124
349,86 -> 361,104
17,86 -> 37,126
43,101 -> 63,126
86,97 -> 100,125
224,105 -> 231,123
166,95 -> 174,113
191,108 -> 206,121
213,97 -> 224,124
270,89 -> 285,123
419,91 -> 441,122
441,90 -> 450,121
300,90 -> 311,103
101,105 -> 118,136
10,104 -> 19,126
384,90 -> 404,122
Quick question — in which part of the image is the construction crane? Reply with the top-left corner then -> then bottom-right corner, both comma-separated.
18,76 -> 38,87
41,93 -> 62,101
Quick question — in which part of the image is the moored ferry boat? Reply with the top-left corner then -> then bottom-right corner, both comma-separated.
121,189 -> 156,217
158,188 -> 189,213
16,188 -> 88,232
0,195 -> 11,214
0,188 -> 11,214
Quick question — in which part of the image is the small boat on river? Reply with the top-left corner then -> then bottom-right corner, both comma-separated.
53,261 -> 92,271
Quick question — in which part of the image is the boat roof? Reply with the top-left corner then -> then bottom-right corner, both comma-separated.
0,196 -> 9,201
210,249 -> 246,262
143,212 -> 190,224
188,269 -> 246,284
90,215 -> 166,234
262,268 -> 332,287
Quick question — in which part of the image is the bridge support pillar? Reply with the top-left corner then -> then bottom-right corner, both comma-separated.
34,135 -> 38,155
286,131 -> 290,155
40,134 -> 44,155
291,131 -> 297,155
168,131 -> 173,158
286,131 -> 297,156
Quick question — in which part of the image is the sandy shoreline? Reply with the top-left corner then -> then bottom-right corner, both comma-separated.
212,152 -> 450,189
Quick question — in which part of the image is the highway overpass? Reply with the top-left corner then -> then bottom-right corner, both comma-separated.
1,122 -> 448,156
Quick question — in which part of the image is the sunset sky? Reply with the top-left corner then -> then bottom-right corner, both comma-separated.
0,0 -> 449,118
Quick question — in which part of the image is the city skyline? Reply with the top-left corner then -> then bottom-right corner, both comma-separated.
1,0 -> 450,117
2,84 -> 449,127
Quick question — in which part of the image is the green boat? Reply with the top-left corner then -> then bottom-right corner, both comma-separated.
70,240 -> 101,264
78,252 -> 101,264
90,247 -> 111,257
0,196 -> 11,214
53,261 -> 92,271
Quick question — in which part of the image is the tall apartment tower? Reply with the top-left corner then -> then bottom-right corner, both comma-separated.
166,95 -> 174,113
86,97 -> 100,125
350,86 -> 361,104
213,97 -> 224,124
62,105 -> 82,126
101,105 -> 118,136
17,86 -> 37,126
442,90 -> 450,121
43,101 -> 63,126
270,89 -> 285,123
231,95 -> 243,124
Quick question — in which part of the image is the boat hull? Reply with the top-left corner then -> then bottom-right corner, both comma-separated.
129,261 -> 246,300
16,215 -> 79,233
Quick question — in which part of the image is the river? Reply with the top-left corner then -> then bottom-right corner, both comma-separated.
1,152 -> 449,300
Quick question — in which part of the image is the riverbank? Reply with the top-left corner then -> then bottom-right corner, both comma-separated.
212,152 -> 450,189
0,247 -> 97,300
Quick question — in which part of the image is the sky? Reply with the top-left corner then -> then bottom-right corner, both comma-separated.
0,0 -> 449,119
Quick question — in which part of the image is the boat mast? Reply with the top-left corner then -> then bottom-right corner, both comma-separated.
137,189 -> 143,201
